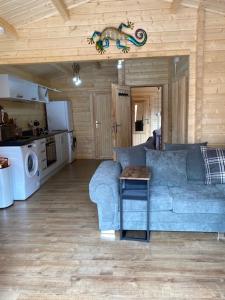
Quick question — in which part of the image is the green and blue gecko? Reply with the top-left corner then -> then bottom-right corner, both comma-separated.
87,21 -> 147,54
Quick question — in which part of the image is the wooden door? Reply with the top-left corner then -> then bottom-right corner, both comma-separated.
93,92 -> 112,159
112,84 -> 131,148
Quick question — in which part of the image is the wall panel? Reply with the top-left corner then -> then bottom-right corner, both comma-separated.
202,12 -> 225,146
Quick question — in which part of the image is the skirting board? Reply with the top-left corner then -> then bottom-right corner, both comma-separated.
100,230 -> 116,241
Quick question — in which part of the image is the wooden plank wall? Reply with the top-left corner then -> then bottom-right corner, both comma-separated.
0,0 -> 197,148
169,56 -> 189,143
49,58 -> 169,158
0,100 -> 46,130
201,12 -> 225,146
49,61 -> 118,159
125,58 -> 169,86
0,1 -> 196,64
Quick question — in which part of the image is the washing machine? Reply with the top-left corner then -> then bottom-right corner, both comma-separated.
0,142 -> 40,200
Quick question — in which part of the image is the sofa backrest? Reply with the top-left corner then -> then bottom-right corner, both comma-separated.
114,138 -> 154,169
164,142 -> 207,182
145,149 -> 188,186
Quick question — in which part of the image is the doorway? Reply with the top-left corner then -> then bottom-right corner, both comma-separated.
131,86 -> 162,147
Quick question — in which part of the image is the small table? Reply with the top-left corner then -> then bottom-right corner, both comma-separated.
119,166 -> 151,242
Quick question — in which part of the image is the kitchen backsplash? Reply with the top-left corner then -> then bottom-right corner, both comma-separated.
0,100 -> 46,130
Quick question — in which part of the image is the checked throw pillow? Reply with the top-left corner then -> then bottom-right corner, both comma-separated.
201,146 -> 225,184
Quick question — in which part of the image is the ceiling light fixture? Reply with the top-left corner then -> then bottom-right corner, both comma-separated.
72,63 -> 82,87
117,59 -> 124,70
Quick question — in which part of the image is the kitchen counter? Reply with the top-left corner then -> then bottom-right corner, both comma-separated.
0,130 -> 67,146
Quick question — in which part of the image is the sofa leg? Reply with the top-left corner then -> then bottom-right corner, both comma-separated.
100,230 -> 116,240
217,232 -> 225,241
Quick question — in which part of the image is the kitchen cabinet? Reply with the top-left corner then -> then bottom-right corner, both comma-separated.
38,85 -> 49,103
25,81 -> 39,101
55,132 -> 68,166
0,74 -> 48,103
0,74 -> 38,101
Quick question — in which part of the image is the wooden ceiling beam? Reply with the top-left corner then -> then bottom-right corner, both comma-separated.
70,0 -> 92,9
164,0 -> 225,16
170,0 -> 182,13
0,16 -> 18,39
51,0 -> 70,21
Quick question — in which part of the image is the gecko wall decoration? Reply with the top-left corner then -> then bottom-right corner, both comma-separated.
87,21 -> 148,54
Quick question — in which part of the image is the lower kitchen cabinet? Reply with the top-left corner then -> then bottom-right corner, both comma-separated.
37,132 -> 69,184
55,132 -> 69,167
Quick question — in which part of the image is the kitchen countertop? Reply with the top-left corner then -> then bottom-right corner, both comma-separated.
0,130 -> 68,147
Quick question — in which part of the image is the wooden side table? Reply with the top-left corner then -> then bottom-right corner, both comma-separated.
119,166 -> 151,242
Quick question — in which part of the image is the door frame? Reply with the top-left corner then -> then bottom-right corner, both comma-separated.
130,84 -> 165,147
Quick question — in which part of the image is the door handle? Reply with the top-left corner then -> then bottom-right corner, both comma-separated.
112,123 -> 121,134
95,121 -> 101,128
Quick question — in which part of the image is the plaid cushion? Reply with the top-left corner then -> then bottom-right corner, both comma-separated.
201,146 -> 225,184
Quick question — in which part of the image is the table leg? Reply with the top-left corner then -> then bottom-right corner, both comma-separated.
146,180 -> 150,242
120,179 -> 123,240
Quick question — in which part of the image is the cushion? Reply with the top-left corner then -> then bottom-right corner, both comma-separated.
114,140 -> 154,169
201,146 -> 225,184
145,149 -> 188,186
164,142 -> 207,181
169,185 -> 225,214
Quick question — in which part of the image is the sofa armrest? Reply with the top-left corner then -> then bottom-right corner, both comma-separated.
89,160 -> 121,230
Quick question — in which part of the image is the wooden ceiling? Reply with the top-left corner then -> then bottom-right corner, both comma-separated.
165,0 -> 225,15
0,0 -> 225,39
0,0 -> 91,38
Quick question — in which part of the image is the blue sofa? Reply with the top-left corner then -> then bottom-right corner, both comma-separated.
89,142 -> 225,233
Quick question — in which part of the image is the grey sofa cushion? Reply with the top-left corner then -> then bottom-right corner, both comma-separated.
169,184 -> 225,214
114,139 -> 154,169
164,142 -> 207,181
145,149 -> 188,186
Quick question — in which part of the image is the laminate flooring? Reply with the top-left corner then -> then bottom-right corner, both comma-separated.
0,160 -> 225,300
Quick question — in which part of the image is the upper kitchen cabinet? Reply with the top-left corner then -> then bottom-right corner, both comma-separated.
38,85 -> 49,103
0,74 -> 37,101
0,74 -> 49,103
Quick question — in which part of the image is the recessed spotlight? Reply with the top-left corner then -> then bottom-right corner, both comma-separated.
0,26 -> 5,34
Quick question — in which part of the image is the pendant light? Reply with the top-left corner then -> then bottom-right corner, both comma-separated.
72,63 -> 82,86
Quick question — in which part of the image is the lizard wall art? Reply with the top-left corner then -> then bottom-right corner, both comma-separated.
87,21 -> 147,54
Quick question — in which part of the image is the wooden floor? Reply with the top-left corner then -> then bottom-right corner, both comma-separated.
0,160 -> 225,300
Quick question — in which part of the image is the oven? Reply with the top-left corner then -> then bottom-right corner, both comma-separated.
46,136 -> 57,167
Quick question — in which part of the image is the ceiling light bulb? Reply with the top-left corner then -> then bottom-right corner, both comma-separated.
74,77 -> 82,86
73,76 -> 78,83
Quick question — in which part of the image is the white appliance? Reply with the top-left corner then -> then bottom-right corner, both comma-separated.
0,143 -> 40,200
0,166 -> 14,208
46,100 -> 76,163
34,138 -> 47,180
46,100 -> 73,131
67,131 -> 76,163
